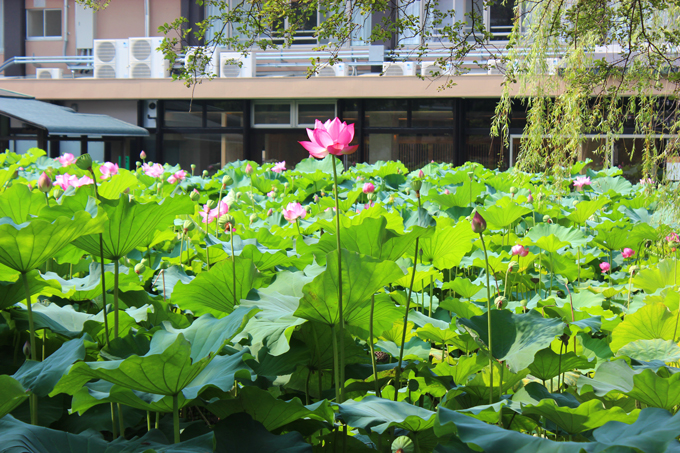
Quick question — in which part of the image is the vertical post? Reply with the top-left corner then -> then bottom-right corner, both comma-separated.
156,100 -> 164,163
80,135 -> 88,155
221,112 -> 227,168
243,99 -> 252,163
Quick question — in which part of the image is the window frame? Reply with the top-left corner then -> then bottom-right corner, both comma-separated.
251,100 -> 337,128
26,8 -> 63,40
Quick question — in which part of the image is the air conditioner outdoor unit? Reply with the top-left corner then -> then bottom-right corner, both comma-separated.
421,62 -> 453,77
129,37 -> 169,79
184,46 -> 219,78
220,52 -> 255,78
546,57 -> 563,75
94,39 -> 129,79
315,63 -> 349,77
487,59 -> 507,75
382,62 -> 416,76
36,68 -> 63,79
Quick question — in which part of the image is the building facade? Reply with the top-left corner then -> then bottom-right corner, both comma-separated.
0,0 -> 649,173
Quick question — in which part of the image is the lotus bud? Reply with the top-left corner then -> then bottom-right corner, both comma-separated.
559,333 -> 570,346
134,262 -> 146,275
202,170 -> 209,178
75,153 -> 93,171
37,172 -> 52,193
543,215 -> 552,223
182,219 -> 194,233
27,183 -> 32,191
313,194 -> 319,203
206,199 -> 218,210
218,214 -> 235,230
494,296 -> 507,310
23,341 -> 30,358
245,163 -> 253,175
444,189 -> 450,195
509,186 -> 517,195
190,189 -> 200,202
140,151 -> 147,161
418,169 -> 425,178
222,175 -> 233,187
284,182 -> 289,190
267,208 -> 273,217
250,213 -> 257,224
159,261 -> 170,270
527,194 -> 534,203
471,211 -> 487,234
410,179 -> 422,193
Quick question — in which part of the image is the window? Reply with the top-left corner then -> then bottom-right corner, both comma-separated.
252,101 -> 337,128
27,9 -> 62,39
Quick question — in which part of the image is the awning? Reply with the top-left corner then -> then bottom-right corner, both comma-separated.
0,97 -> 149,137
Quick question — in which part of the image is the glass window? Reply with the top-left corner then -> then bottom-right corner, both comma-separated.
365,100 -> 408,127
164,101 -> 203,128
206,101 -> 244,128
252,130 -> 310,164
298,103 -> 336,126
366,133 -> 453,168
465,99 -> 498,129
164,133 -> 244,174
341,100 -> 359,125
466,134 -> 508,170
254,103 -> 292,126
489,0 -> 515,40
27,9 -> 62,38
411,99 -> 453,127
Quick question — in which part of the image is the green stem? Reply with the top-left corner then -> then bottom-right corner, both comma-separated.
296,218 -> 302,236
111,403 -> 118,438
479,232 -> 494,404
369,294 -> 380,397
395,237 -> 420,401
173,393 -> 180,444
331,155 -> 346,403
331,324 -> 340,402
230,228 -> 236,309
114,260 -> 120,339
90,170 -> 110,348
428,275 -> 434,317
206,234 -> 211,271
118,403 -> 125,438
21,272 -> 38,425
215,186 -> 224,238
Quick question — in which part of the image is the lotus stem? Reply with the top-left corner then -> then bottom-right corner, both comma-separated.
331,324 -> 340,402
111,403 -> 118,438
118,403 -> 125,438
114,260 -> 120,338
429,275 -> 433,317
479,232 -> 494,405
331,155 -> 346,402
215,185 -> 224,238
396,237 -> 420,401
369,294 -> 380,397
21,272 -> 38,425
230,228 -> 237,309
173,393 -> 180,444
147,411 -> 151,432
89,170 -> 110,348
296,218 -> 302,236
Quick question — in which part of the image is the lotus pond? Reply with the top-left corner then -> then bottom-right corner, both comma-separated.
1,147 -> 680,452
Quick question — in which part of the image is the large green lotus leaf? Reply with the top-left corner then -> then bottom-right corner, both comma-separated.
591,408 -> 680,453
0,414 -> 214,452
376,337 -> 430,361
617,339 -> 680,363
0,270 -> 61,310
577,359 -> 635,396
522,398 -> 639,435
51,335 -> 210,397
240,308 -> 306,356
71,194 -> 193,260
610,303 -> 676,352
633,259 -> 678,293
442,279 -> 484,299
294,155 -> 344,174
0,376 -> 29,419
541,252 -> 580,282
172,257 -> 262,317
393,263 -> 442,293
458,310 -> 567,373
176,348 -> 253,400
312,216 -> 427,263
295,249 -> 404,326
432,352 -> 488,384
336,395 -> 436,434
567,198 -> 609,226
207,386 -> 333,431
593,226 -> 637,251
0,183 -> 46,223
477,199 -> 531,230
591,176 -> 634,196
625,369 -> 680,411
0,202 -> 105,273
416,323 -> 459,344
41,262 -> 129,301
512,381 -> 580,409
96,170 -> 141,199
461,362 -> 528,402
526,223 -> 588,252
425,180 -> 485,208
440,298 -> 484,319
204,235 -> 292,270
214,413 -> 313,453
13,337 -> 86,397
71,380 -> 182,414
528,348 -> 593,381
420,217 -> 476,269
0,164 -> 19,189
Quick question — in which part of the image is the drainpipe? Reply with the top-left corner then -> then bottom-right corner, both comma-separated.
144,0 -> 149,37
63,0 -> 69,55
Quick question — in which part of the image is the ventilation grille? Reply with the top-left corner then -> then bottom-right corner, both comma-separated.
95,41 -> 116,63
38,71 -> 53,79
383,65 -> 404,76
221,62 -> 241,78
131,63 -> 152,78
94,65 -> 116,78
131,39 -> 152,61
317,66 -> 336,77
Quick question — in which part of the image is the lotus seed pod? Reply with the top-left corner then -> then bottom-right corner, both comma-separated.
520,299 -> 528,307
37,172 -> 52,193
410,179 -> 422,193
250,213 -> 257,224
134,262 -> 146,275
75,153 -> 93,171
135,161 -> 141,168
53,186 -> 63,198
222,175 -> 233,186
202,170 -> 209,178
206,199 -> 218,210
218,214 -> 235,230
630,265 -> 639,275
543,215 -> 552,223
367,192 -> 377,202
190,189 -> 200,202
191,164 -> 196,170
509,186 -> 517,194
183,219 -> 194,232
391,436 -> 414,453
495,296 -> 507,310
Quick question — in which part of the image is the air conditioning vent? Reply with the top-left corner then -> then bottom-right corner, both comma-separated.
382,62 -> 416,76
220,52 -> 255,78
36,68 -> 63,79
96,41 -> 116,63
94,65 -> 116,78
421,62 -> 453,77
131,39 -> 152,61
131,63 -> 152,78
94,39 -> 129,78
315,63 -> 349,77
184,47 -> 219,78
128,37 -> 168,78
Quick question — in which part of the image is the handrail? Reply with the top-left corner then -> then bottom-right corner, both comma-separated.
0,55 -> 94,73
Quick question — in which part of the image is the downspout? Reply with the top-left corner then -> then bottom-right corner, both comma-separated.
144,0 -> 149,37
62,0 -> 68,55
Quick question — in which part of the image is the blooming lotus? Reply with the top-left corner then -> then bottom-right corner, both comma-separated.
299,118 -> 359,158
142,163 -> 164,178
272,161 -> 286,173
511,244 -> 529,257
363,182 -> 375,194
99,162 -> 119,179
57,153 -> 75,167
573,176 -> 591,189
600,262 -> 611,273
167,170 -> 188,184
666,232 -> 679,243
55,174 -> 93,190
640,178 -> 653,186
199,198 -> 229,224
622,248 -> 635,259
282,202 -> 307,222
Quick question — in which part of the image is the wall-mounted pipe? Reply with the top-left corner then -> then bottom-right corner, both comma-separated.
63,0 -> 69,55
144,0 -> 149,37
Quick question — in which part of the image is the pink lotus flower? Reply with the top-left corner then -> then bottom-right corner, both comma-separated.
418,170 -> 425,178
167,170 -> 187,184
527,194 -> 534,203
573,176 -> 592,189
267,190 -> 276,198
199,198 -> 229,224
622,248 -> 635,259
57,153 -> 75,167
599,262 -> 611,273
299,118 -> 359,158
272,161 -> 286,173
140,151 -> 147,160
444,189 -> 450,195
511,244 -> 529,257
142,163 -> 164,178
245,163 -> 253,175
640,178 -> 653,185
667,232 -> 680,243
99,162 -> 119,179
363,182 -> 375,194
282,202 -> 307,222
55,174 -> 78,190
75,176 -> 94,188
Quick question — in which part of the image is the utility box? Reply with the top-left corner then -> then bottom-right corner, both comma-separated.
75,3 -> 95,50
